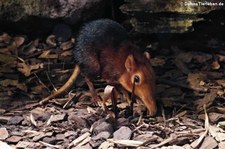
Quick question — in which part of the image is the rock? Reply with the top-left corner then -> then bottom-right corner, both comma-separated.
56,134 -> 65,141
68,115 -> 88,128
92,119 -> 114,134
51,113 -> 66,122
0,128 -> 9,140
7,116 -> 23,125
0,0 -> 109,23
31,107 -> 51,121
42,137 -> 56,144
113,126 -> 132,140
11,131 -> 25,136
116,118 -> 129,129
6,136 -> 22,143
120,0 -> 225,33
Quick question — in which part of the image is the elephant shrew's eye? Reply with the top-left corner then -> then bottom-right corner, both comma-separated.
134,75 -> 140,83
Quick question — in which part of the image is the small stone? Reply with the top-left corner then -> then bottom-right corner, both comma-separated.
68,115 -> 88,128
11,131 -> 25,136
7,116 -> 23,125
116,118 -> 129,129
42,137 -> 56,144
113,126 -> 132,140
6,136 -> 22,143
51,114 -> 66,122
56,134 -> 65,141
94,122 -> 113,134
0,128 -> 9,140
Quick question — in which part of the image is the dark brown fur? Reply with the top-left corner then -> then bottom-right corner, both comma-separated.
41,19 -> 157,115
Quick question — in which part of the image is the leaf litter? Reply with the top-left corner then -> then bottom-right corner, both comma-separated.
0,32 -> 225,149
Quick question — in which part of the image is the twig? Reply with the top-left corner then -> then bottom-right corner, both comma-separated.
132,122 -> 149,132
39,141 -> 61,148
151,133 -> 197,148
190,104 -> 209,148
34,73 -> 50,92
161,104 -> 166,124
45,71 -> 57,92
175,128 -> 205,135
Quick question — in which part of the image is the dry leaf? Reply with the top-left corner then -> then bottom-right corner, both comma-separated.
208,113 -> 225,123
103,85 -> 114,101
46,115 -> 54,126
69,132 -> 91,147
76,136 -> 91,147
0,79 -> 27,91
60,50 -> 72,57
39,141 -> 61,148
21,41 -> 37,55
14,36 -> 25,47
211,61 -> 220,70
199,136 -> 217,149
107,139 -> 143,147
0,128 -> 9,140
187,73 -> 208,92
60,41 -> 73,50
99,141 -> 114,149
87,106 -> 96,114
195,91 -> 217,111
38,50 -> 58,59
38,50 -> 51,58
30,113 -> 37,127
0,52 -> 17,63
209,125 -> 225,142
17,62 -> 44,76
218,55 -> 225,62
46,35 -> 56,46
